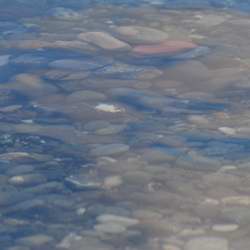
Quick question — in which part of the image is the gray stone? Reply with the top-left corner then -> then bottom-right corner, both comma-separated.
90,144 -> 129,156
185,237 -> 228,250
49,7 -> 81,21
78,32 -> 131,50
0,55 -> 10,66
17,234 -> 53,247
114,26 -> 168,44
8,174 -> 47,187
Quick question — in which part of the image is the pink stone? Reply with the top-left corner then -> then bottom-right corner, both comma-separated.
132,40 -> 198,56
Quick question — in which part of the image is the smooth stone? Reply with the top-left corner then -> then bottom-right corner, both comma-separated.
49,59 -> 107,71
8,174 -> 47,187
221,196 -> 250,206
218,127 -> 236,136
6,73 -> 57,97
0,191 -> 33,207
221,206 -> 250,225
0,152 -> 52,162
94,223 -> 127,234
185,237 -> 228,250
6,199 -> 46,214
132,40 -> 197,56
49,7 -> 81,21
95,124 -> 125,135
95,103 -> 125,113
0,55 -> 10,66
67,90 -> 106,103
17,234 -> 53,247
172,46 -> 210,60
97,214 -> 139,227
25,182 -> 64,194
57,234 -> 113,250
90,144 -> 129,156
7,247 -> 30,250
163,244 -> 181,250
78,32 -> 131,50
65,176 -> 102,191
103,176 -> 123,189
194,14 -> 227,27
114,26 -> 168,44
11,54 -> 47,65
7,165 -> 35,176
95,62 -> 145,75
212,224 -> 239,232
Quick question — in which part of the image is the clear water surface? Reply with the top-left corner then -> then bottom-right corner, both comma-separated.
0,0 -> 250,249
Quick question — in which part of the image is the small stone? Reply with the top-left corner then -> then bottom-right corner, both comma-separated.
76,207 -> 86,216
8,174 -> 47,187
65,176 -> 102,191
132,40 -> 197,56
96,214 -> 139,227
67,90 -> 106,102
103,176 -> 123,189
90,144 -> 129,157
163,244 -> 181,250
0,55 -> 10,66
115,26 -> 168,44
17,234 -> 53,247
212,224 -> 239,232
78,32 -> 130,50
49,7 -> 81,21
95,103 -> 124,113
49,59 -> 107,71
222,196 -> 250,206
94,223 -> 127,234
185,237 -> 228,250
218,127 -> 236,136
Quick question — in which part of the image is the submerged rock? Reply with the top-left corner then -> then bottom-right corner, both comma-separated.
185,237 -> 228,250
48,7 -> 81,21
96,214 -> 139,227
78,31 -> 131,50
49,59 -> 108,71
95,103 -> 125,113
132,40 -> 198,56
0,55 -> 10,66
114,26 -> 168,44
17,234 -> 53,247
90,144 -> 130,156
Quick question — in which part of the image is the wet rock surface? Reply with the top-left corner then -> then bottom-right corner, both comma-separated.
0,1 -> 250,250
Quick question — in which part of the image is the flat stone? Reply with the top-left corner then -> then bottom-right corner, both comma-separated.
17,234 -> 53,247
49,59 -> 107,71
212,224 -> 239,232
94,223 -> 127,234
95,103 -> 125,113
67,90 -> 106,103
49,7 -> 81,21
65,175 -> 102,191
222,196 -> 250,206
78,32 -> 130,50
8,174 -> 47,187
103,176 -> 123,189
115,26 -> 168,44
0,55 -> 10,66
90,144 -> 129,156
96,214 -> 139,227
57,234 -> 113,250
11,54 -> 47,65
218,127 -> 236,136
132,40 -> 197,56
185,237 -> 228,250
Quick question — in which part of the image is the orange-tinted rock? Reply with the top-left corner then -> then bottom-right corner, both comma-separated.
132,40 -> 198,56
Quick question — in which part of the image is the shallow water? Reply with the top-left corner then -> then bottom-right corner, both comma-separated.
1,1 -> 250,249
